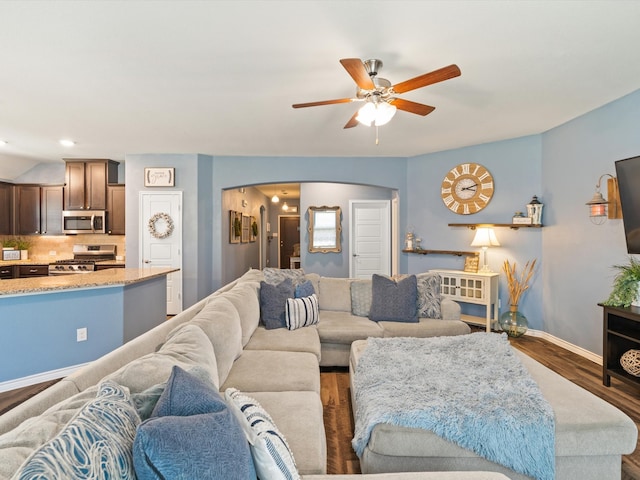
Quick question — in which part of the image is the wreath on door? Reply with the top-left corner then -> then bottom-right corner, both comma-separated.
148,212 -> 174,239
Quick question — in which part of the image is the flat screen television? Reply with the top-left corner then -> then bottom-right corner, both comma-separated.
615,155 -> 640,254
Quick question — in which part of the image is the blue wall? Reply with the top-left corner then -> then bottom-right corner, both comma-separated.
406,135 -> 544,329
540,89 -> 640,354
211,156 -> 407,287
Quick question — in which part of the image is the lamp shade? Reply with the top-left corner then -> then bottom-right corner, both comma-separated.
470,227 -> 500,247
356,101 -> 397,127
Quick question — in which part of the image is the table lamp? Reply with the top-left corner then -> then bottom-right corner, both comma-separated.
470,227 -> 500,273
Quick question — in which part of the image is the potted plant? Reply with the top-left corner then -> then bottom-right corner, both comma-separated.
14,237 -> 31,260
603,257 -> 640,308
2,238 -> 17,249
500,258 -> 536,337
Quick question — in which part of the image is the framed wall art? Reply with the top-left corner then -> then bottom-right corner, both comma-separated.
144,167 -> 175,187
229,210 -> 241,244
250,216 -> 257,242
241,214 -> 251,243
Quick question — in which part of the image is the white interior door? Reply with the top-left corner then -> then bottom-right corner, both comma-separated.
349,200 -> 391,278
140,191 -> 183,315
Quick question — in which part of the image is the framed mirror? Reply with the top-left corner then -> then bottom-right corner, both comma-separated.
308,206 -> 342,253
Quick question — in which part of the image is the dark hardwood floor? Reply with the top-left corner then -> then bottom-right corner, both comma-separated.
1,333 -> 639,478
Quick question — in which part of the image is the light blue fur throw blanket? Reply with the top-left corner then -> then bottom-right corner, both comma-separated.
352,333 -> 555,480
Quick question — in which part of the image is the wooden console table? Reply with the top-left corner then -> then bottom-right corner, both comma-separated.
601,304 -> 640,388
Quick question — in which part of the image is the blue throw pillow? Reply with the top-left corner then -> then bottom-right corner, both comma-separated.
294,280 -> 315,298
368,274 -> 418,323
260,279 -> 295,329
133,366 -> 256,480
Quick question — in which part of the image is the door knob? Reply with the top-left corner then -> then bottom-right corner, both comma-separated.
144,260 -> 151,264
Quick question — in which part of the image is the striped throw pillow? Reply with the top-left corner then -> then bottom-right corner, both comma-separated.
225,388 -> 300,480
285,293 -> 319,330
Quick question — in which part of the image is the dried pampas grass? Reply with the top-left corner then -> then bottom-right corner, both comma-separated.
502,259 -> 536,306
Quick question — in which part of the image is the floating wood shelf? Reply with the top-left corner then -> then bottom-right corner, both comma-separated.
448,223 -> 543,230
402,249 -> 478,257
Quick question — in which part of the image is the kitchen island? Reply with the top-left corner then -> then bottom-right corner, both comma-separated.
0,267 -> 178,390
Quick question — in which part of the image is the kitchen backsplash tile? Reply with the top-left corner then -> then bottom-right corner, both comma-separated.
1,234 -> 125,263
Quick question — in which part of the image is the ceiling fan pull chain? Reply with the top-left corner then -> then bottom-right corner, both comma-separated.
375,125 -> 380,145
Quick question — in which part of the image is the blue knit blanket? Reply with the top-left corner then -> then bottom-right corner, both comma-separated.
352,333 -> 555,480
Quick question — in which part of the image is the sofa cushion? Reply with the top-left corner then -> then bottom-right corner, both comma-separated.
295,279 -> 316,298
319,277 -> 353,311
244,325 -> 321,361
316,310 -> 384,344
13,380 -> 140,480
286,294 -> 320,330
106,323 -> 219,392
369,274 -> 418,323
188,296 -> 243,384
223,282 -> 261,346
260,279 -> 295,330
221,350 -> 320,393
225,388 -> 301,480
351,279 -> 372,317
133,366 -> 255,480
416,272 -> 442,319
250,391 -> 327,475
263,267 -> 306,286
380,318 -> 471,338
304,272 -> 321,298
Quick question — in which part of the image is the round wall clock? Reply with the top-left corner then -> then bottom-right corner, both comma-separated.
441,163 -> 494,215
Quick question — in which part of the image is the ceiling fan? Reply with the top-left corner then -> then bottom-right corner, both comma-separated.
292,58 -> 461,129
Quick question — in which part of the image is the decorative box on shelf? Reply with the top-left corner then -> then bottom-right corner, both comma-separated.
512,216 -> 533,225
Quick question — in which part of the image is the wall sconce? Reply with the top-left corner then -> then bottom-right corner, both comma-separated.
470,227 -> 500,273
585,174 -> 622,225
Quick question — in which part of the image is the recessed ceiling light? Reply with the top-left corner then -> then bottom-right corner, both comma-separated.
59,139 -> 75,147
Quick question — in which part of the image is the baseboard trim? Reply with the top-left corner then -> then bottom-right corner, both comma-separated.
525,328 -> 603,365
0,363 -> 89,393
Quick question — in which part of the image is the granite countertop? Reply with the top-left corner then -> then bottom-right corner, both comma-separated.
0,257 -> 69,267
0,267 -> 178,297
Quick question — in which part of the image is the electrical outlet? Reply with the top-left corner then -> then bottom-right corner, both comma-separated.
76,327 -> 87,342
49,250 -> 56,256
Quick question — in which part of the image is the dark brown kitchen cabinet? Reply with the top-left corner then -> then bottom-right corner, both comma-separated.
13,185 -> 63,236
0,265 -> 14,280
64,159 -> 119,210
41,186 -> 63,235
15,185 -> 41,235
106,184 -> 125,235
16,264 -> 48,278
0,182 -> 13,235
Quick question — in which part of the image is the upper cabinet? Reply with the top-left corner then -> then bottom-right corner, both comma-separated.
0,182 -> 13,235
106,184 -> 126,235
13,184 -> 63,235
64,159 -> 119,210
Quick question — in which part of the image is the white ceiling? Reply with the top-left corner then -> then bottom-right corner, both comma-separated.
1,1 -> 640,180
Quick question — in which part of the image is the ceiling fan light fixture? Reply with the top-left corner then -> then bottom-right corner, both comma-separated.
356,102 -> 376,126
374,101 -> 397,126
356,100 -> 397,127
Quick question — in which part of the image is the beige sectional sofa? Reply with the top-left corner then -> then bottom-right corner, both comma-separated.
0,268 -> 496,480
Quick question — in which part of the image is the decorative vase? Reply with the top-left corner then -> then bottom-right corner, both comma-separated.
20,249 -> 28,260
499,305 -> 528,338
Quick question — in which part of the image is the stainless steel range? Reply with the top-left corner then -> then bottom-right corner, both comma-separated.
49,244 -> 117,275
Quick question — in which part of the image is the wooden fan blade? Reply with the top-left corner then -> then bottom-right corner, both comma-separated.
343,111 -> 360,129
390,98 -> 436,116
292,98 -> 354,108
392,64 -> 461,94
340,58 -> 375,90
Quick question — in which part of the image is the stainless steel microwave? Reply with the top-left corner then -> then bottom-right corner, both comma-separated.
62,211 -> 106,234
